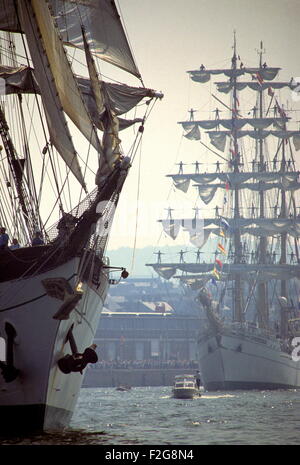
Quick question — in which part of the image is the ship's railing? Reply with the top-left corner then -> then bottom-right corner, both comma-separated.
198,321 -> 282,351
223,321 -> 280,345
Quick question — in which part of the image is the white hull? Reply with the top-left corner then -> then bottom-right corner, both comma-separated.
0,256 -> 109,432
198,329 -> 300,391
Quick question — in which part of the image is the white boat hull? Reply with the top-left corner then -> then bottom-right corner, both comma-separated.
0,256 -> 109,432
198,330 -> 300,391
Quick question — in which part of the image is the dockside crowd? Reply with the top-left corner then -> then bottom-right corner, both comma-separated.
91,359 -> 199,370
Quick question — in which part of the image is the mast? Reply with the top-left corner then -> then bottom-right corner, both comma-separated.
0,29 -> 41,242
257,41 -> 269,329
147,38 -> 300,341
231,32 -> 243,322
0,105 -> 38,240
279,126 -> 288,338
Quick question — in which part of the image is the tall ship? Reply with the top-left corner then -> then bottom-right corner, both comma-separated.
0,0 -> 161,432
147,36 -> 300,390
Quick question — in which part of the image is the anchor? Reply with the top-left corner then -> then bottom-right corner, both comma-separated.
57,325 -> 98,374
0,323 -> 20,382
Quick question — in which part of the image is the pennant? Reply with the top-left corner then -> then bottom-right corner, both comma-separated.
212,267 -> 220,280
256,72 -> 264,86
217,243 -> 227,255
220,217 -> 230,230
225,181 -> 230,191
219,229 -> 225,237
215,258 -> 223,268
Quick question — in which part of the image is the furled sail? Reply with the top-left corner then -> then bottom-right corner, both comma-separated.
150,262 -> 300,282
0,65 -> 38,94
197,185 -> 219,203
0,64 -> 155,131
161,218 -> 181,240
188,67 -> 280,83
194,181 -> 300,202
159,216 -> 300,241
183,124 -> 201,140
150,265 -> 177,280
208,130 -> 300,152
180,117 -> 289,131
208,129 -> 300,141
208,132 -> 227,152
169,171 -> 300,192
78,78 -> 157,129
215,81 -> 298,94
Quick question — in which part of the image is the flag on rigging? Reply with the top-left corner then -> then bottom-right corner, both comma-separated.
215,258 -> 223,268
217,243 -> 227,255
220,217 -> 230,231
256,72 -> 264,86
212,267 -> 220,280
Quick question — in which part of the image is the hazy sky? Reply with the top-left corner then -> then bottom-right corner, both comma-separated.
106,0 -> 300,256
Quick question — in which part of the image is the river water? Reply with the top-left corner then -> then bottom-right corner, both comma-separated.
0,387 -> 299,447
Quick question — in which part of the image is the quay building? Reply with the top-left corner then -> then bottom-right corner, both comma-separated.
83,278 -> 205,387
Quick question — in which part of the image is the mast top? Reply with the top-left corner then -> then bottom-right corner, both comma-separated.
232,30 -> 237,67
256,40 -> 266,68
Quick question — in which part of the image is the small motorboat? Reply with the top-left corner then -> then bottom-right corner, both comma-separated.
116,384 -> 131,391
172,374 -> 200,399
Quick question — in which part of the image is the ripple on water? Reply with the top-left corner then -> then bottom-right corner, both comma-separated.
0,387 -> 299,445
